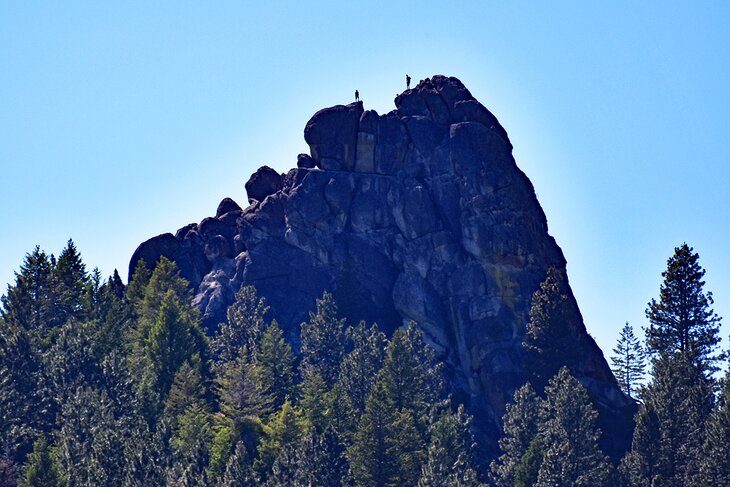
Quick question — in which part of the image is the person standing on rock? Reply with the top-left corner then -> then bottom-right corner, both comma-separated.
355,89 -> 359,102
406,74 -> 411,89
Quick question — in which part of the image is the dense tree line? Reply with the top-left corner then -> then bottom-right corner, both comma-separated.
0,240 -> 727,485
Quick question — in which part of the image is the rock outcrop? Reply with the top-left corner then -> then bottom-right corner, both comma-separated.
129,75 -> 635,459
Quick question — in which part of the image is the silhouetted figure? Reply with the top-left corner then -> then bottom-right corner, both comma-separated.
406,74 -> 411,89
355,90 -> 360,102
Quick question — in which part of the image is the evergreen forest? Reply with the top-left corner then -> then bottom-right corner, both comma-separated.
0,240 -> 727,486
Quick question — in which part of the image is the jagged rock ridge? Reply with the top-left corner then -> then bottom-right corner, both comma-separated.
130,75 -> 635,458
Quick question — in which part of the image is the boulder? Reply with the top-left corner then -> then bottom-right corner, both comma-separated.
245,165 -> 283,204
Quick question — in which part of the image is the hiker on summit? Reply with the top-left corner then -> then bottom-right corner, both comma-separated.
355,90 -> 359,102
406,74 -> 411,89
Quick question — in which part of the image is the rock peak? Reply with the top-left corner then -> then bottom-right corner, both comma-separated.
130,74 -> 634,460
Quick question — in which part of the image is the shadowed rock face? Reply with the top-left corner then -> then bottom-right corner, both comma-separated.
129,75 -> 635,459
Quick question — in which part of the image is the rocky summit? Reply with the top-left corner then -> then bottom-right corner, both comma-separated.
130,75 -> 635,458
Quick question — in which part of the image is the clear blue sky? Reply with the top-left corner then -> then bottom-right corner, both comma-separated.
2,1 -> 729,360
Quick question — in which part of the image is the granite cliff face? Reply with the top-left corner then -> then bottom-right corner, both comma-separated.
130,75 -> 635,457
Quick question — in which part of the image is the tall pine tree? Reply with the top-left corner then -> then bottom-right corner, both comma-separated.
300,292 -> 347,388
611,322 -> 646,398
490,383 -> 542,487
535,367 -> 613,487
699,370 -> 730,486
646,243 -> 722,369
523,267 -> 578,390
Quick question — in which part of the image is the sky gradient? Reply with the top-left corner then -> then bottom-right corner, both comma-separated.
2,1 -> 729,360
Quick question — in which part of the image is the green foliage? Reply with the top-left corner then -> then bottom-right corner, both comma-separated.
216,346 -> 273,429
490,383 -> 542,487
122,418 -> 171,487
138,290 -> 208,420
622,354 -> 714,486
300,291 -> 347,388
380,323 -> 442,419
535,367 -> 613,486
339,322 -> 387,413
389,409 -> 426,485
513,437 -> 542,487
419,403 -> 480,487
2,246 -> 54,332
348,381 -> 397,487
171,403 -> 212,464
207,422 -> 235,482
89,270 -> 132,360
21,436 -> 65,487
523,267 -> 578,390
254,399 -> 307,479
213,285 -> 270,364
217,441 -> 256,487
269,427 -> 351,487
55,386 -> 130,486
611,322 -> 646,398
255,321 -> 294,409
299,367 -> 330,433
646,243 -> 723,369
5,241 -> 726,485
136,257 -> 191,325
125,260 -> 151,308
699,371 -> 730,486
50,240 -> 88,328
164,358 -> 208,428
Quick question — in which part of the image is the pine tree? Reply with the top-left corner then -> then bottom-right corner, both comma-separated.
122,418 -> 171,487
55,386 -> 129,487
125,260 -> 151,309
348,381 -> 397,487
0,446 -> 18,487
164,358 -> 208,429
418,403 -> 481,487
523,267 -> 578,390
136,257 -> 191,325
698,371 -> 730,486
611,322 -> 646,398
213,285 -> 270,364
216,346 -> 272,431
535,367 -> 613,487
0,351 -> 25,460
646,243 -> 722,369
170,403 -> 212,465
21,436 -> 65,487
379,323 -> 442,421
254,400 -> 307,480
490,383 -> 542,487
300,292 -> 347,388
269,428 -> 351,487
389,409 -> 426,486
1,246 -> 54,332
207,420 -> 235,483
46,319 -> 99,405
338,322 -> 387,413
513,437 -> 542,487
619,403 -> 661,486
50,240 -> 88,328
299,367 -> 330,433
217,441 -> 256,487
0,319 -> 46,457
622,354 -> 714,486
299,427 -> 351,487
137,290 -> 208,421
255,321 -> 294,409
90,272 -> 132,360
